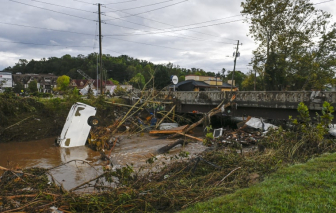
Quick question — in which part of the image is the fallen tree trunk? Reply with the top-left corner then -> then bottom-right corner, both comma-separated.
169,96 -> 234,139
156,139 -> 187,154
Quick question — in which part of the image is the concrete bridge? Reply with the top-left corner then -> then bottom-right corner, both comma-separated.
153,91 -> 335,121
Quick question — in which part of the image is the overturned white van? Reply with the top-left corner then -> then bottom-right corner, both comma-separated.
57,102 -> 99,148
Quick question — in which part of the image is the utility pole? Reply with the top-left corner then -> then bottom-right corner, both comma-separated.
98,3 -> 103,95
230,40 -> 241,94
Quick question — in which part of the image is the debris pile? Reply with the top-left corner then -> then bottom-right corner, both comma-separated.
2,100 -> 336,212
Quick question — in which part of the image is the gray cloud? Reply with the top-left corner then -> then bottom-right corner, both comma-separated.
0,0 -> 335,74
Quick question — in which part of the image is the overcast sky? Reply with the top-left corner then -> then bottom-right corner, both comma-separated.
0,0 -> 335,74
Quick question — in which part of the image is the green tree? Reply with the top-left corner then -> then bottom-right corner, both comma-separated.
130,73 -> 145,89
241,0 -> 336,91
56,75 -> 70,91
28,80 -> 38,93
226,71 -> 246,88
154,66 -> 170,89
179,75 -> 185,82
241,72 -> 263,91
13,82 -> 24,93
108,78 -> 119,85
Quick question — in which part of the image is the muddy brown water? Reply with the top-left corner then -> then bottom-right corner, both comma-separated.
0,134 -> 206,191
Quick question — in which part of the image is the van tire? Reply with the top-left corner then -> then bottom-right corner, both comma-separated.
88,116 -> 99,126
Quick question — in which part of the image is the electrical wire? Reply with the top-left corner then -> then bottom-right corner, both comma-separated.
313,0 -> 334,5
104,0 -> 174,13
104,19 -> 244,36
9,0 -> 96,21
103,48 -> 125,55
102,0 -> 238,40
103,0 -> 188,21
103,37 -> 187,51
101,13 -> 236,44
0,40 -> 93,48
73,0 -> 97,5
103,0 -> 138,5
108,10 -> 240,39
17,0 -> 237,42
31,0 -> 96,13
0,17 -> 235,45
0,22 -> 95,36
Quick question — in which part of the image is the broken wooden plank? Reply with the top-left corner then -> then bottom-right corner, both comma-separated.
149,125 -> 189,134
177,132 -> 203,142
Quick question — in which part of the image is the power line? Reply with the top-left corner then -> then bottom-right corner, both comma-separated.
103,0 -> 188,21
101,13 -> 236,44
31,0 -> 96,13
104,0 -> 174,13
103,0 -> 138,5
0,40 -> 93,48
151,15 -> 242,31
73,0 -> 97,5
102,48 -> 125,55
0,18 -> 234,46
0,22 -> 95,36
103,37 -> 187,51
104,19 -> 243,36
103,2 -> 238,39
313,0 -> 334,5
9,0 -> 96,22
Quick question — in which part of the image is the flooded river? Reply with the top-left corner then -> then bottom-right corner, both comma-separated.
0,134 -> 206,191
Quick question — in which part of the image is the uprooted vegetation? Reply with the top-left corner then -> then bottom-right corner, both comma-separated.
1,102 -> 336,212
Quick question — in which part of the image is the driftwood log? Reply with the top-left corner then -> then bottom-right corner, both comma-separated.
169,96 -> 234,139
156,139 -> 187,154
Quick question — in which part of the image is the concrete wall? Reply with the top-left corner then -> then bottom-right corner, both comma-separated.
157,91 -> 335,111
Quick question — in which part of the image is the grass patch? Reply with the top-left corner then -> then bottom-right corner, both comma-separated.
182,153 -> 336,213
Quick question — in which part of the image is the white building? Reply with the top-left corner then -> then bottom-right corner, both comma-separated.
0,72 -> 13,88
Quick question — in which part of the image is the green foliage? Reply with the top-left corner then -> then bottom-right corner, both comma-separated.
108,77 -> 119,85
203,125 -> 213,146
316,101 -> 334,132
225,71 -> 246,88
241,0 -> 336,91
130,73 -> 145,89
241,72 -> 263,91
154,66 -> 170,89
104,164 -> 134,186
4,54 -> 228,90
296,102 -> 311,125
182,153 -> 336,213
56,75 -> 70,91
64,87 -> 81,103
0,94 -> 43,125
114,86 -> 128,96
13,82 -> 24,93
28,80 -> 38,93
179,75 -> 185,82
290,101 -> 334,137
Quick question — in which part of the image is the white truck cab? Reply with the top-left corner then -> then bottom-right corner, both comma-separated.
57,102 -> 99,148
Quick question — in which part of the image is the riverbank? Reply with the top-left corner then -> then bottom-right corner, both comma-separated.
0,93 -> 117,143
182,152 -> 336,213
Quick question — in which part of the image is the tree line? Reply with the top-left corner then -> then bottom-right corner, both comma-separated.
2,54 -> 248,90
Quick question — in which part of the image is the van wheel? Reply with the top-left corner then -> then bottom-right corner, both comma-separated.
88,116 -> 100,126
